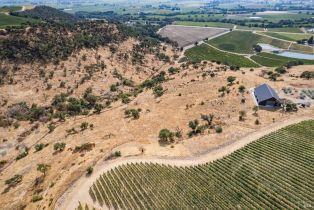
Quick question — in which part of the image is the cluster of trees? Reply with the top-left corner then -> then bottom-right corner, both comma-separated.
0,21 -> 121,63
2,87 -> 103,128
12,6 -> 80,23
300,71 -> 314,79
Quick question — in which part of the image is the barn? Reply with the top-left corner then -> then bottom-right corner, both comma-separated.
254,84 -> 281,108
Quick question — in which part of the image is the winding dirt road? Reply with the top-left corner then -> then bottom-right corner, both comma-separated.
55,116 -> 312,210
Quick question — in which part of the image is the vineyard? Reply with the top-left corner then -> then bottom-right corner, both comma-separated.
88,120 -> 314,209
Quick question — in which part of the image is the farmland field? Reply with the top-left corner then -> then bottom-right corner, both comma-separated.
267,27 -> 304,33
259,32 -> 313,42
88,120 -> 314,209
174,21 -> 234,29
185,44 -> 259,67
208,31 -> 291,54
251,52 -> 314,67
158,25 -> 228,48
290,43 -> 314,53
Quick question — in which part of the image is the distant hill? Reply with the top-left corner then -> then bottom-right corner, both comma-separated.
12,6 -> 80,23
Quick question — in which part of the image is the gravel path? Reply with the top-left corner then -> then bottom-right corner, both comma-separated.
55,116 -> 311,210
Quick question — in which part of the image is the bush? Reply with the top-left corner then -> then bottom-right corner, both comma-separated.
114,151 -> 121,157
31,195 -> 43,203
238,85 -> 246,93
0,160 -> 7,169
35,143 -> 45,152
47,123 -> 56,133
54,142 -> 66,152
215,126 -> 222,133
227,76 -> 236,85
80,122 -> 89,131
159,129 -> 174,144
153,85 -> 164,97
168,67 -> 179,75
5,174 -> 22,188
300,71 -> 314,80
86,166 -> 93,175
274,66 -> 287,74
285,103 -> 298,112
74,143 -> 95,153
124,108 -> 141,119
16,150 -> 29,160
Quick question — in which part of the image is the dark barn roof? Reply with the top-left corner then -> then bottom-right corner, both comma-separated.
254,84 -> 280,103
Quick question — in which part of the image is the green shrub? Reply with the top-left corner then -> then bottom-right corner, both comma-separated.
16,150 -> 28,160
5,174 -> 22,188
54,142 -> 66,152
0,160 -> 7,169
47,123 -> 56,133
31,195 -> 43,203
159,129 -> 174,144
35,143 -> 45,152
215,126 -> 223,133
153,85 -> 164,97
74,143 -> 95,153
86,166 -> 93,175
124,108 -> 141,119
114,151 -> 121,157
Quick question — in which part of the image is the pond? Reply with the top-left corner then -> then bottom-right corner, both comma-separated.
258,43 -> 281,51
277,51 -> 314,60
258,43 -> 314,60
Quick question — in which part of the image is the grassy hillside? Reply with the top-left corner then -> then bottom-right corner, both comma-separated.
0,6 -> 22,13
208,31 -> 291,54
89,120 -> 314,209
0,13 -> 37,29
251,52 -> 314,67
185,43 -> 259,67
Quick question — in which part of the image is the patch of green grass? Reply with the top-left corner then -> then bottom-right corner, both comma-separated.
185,43 -> 259,67
174,21 -> 234,29
0,6 -> 22,13
267,27 -> 303,33
0,13 -> 38,28
236,25 -> 265,31
289,43 -> 314,53
259,32 -> 313,41
251,52 -> 314,67
258,13 -> 313,22
208,31 -> 290,54
89,120 -> 314,209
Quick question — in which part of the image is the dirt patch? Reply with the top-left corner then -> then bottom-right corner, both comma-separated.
159,25 -> 228,47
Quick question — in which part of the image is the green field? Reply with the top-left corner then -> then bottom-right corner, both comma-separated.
174,21 -> 234,29
208,31 -> 291,54
0,6 -> 22,13
251,52 -> 314,67
226,12 -> 313,22
259,32 -> 313,41
267,27 -> 304,33
88,120 -> 314,209
0,13 -> 37,29
290,43 -> 314,53
184,44 -> 259,67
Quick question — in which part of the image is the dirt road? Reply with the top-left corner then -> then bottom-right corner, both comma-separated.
55,116 -> 312,210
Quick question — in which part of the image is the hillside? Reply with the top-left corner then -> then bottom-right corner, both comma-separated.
0,13 -> 314,210
12,6 -> 80,22
87,120 -> 314,209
